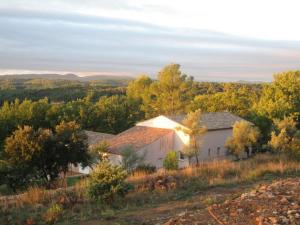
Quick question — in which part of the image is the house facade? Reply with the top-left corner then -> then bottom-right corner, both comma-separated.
108,112 -> 247,168
76,112 -> 249,174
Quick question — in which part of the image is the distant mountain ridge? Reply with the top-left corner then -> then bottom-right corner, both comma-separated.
0,73 -> 134,81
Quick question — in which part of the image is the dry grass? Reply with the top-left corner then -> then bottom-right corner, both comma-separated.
2,153 -> 300,209
19,186 -> 48,206
128,153 -> 300,191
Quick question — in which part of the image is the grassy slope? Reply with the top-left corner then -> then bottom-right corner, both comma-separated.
1,153 -> 300,225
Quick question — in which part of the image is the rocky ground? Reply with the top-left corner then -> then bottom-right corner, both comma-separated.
165,178 -> 300,225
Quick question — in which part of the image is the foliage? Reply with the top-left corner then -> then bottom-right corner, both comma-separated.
163,151 -> 179,170
226,121 -> 260,159
43,203 -> 63,224
2,121 -> 90,189
179,110 -> 206,165
255,71 -> 300,120
95,95 -> 143,134
0,160 -> 36,192
191,83 -> 261,118
90,141 -> 110,164
127,75 -> 153,103
127,64 -> 195,118
269,116 -> 300,160
0,95 -> 141,158
87,161 -> 133,204
121,146 -> 144,172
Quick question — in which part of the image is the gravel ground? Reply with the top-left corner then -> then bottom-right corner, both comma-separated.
165,178 -> 300,225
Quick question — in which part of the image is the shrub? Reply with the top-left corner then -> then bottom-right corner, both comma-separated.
121,146 -> 144,172
87,162 -> 133,204
163,151 -> 179,170
43,203 -> 63,224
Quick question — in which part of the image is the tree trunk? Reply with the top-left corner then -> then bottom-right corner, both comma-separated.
195,153 -> 199,166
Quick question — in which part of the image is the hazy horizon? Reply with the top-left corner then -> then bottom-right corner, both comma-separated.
1,0 -> 300,82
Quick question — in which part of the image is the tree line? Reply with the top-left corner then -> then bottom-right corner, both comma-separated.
0,64 -> 299,156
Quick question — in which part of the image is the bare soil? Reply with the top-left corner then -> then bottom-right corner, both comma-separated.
81,178 -> 300,225
165,178 -> 300,225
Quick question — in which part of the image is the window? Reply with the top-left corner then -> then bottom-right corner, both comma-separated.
179,151 -> 185,160
208,148 -> 211,157
217,147 -> 221,156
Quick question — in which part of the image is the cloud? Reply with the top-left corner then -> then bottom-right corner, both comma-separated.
0,7 -> 300,81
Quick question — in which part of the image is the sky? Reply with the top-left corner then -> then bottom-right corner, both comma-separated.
1,0 -> 300,81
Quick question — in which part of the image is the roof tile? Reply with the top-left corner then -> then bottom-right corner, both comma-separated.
107,126 -> 173,155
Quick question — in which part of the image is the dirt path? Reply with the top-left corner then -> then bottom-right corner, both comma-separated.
79,183 -> 259,225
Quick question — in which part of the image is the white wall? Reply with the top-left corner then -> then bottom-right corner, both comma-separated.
108,154 -> 123,166
137,115 -> 190,159
188,129 -> 233,164
78,164 -> 92,174
138,131 -> 175,168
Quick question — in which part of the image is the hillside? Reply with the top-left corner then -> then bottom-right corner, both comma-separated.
2,154 -> 300,225
0,74 -> 130,103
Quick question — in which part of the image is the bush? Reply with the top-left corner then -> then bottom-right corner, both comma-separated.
121,146 -> 144,172
163,151 -> 179,170
87,162 -> 133,204
43,203 -> 63,224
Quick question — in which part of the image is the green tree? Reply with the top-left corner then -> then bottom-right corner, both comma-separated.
190,83 -> 260,118
53,121 -> 90,175
163,151 -> 179,170
126,75 -> 152,102
130,64 -> 194,118
3,121 -> 90,189
226,121 -> 260,159
178,110 -> 206,165
268,116 -> 300,159
87,161 -> 133,204
95,95 -> 142,134
255,71 -> 300,120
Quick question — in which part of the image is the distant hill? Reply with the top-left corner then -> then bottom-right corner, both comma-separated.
0,73 -> 129,103
0,73 -> 134,82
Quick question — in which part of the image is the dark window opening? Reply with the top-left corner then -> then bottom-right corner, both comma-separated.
217,147 -> 221,156
179,151 -> 185,160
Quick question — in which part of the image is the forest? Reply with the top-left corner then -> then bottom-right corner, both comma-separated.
0,64 -> 299,151
0,76 -> 128,104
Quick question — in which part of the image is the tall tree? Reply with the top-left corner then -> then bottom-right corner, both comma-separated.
2,121 -> 90,189
126,75 -> 152,102
136,64 -> 194,117
268,116 -> 300,159
178,110 -> 206,165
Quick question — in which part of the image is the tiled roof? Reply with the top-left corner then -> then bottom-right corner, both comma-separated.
167,112 -> 248,130
84,130 -> 115,148
107,126 -> 173,155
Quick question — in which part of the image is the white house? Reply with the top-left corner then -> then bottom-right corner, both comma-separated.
73,112 -> 250,174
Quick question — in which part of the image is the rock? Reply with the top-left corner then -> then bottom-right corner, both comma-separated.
177,211 -> 186,217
